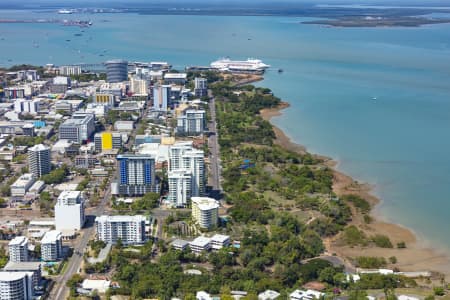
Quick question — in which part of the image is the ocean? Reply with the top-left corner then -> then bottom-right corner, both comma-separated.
1,10 -> 450,251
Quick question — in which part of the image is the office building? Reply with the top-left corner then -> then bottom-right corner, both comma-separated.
8,236 -> 29,262
11,174 -> 36,197
59,65 -> 81,76
95,215 -> 146,245
14,99 -> 40,115
55,100 -> 73,114
117,154 -> 156,196
194,77 -> 208,97
152,84 -> 171,111
0,271 -> 34,300
94,93 -> 115,107
105,59 -> 128,83
59,112 -> 95,143
168,170 -> 192,207
41,230 -> 62,261
191,197 -> 219,229
3,262 -> 41,289
75,154 -> 98,169
28,144 -> 51,178
177,109 -> 206,135
130,77 -> 148,95
55,190 -> 85,231
94,132 -> 122,153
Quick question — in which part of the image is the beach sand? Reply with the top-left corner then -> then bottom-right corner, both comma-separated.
260,103 -> 450,279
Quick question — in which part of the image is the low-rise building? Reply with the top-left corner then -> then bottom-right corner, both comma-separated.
189,236 -> 211,254
210,234 -> 230,251
171,239 -> 189,251
258,290 -> 281,300
289,289 -> 325,300
11,173 -> 36,197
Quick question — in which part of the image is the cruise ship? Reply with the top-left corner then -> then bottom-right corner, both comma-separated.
210,58 -> 270,73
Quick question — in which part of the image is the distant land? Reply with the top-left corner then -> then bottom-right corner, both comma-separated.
302,16 -> 450,27
1,1 -> 450,28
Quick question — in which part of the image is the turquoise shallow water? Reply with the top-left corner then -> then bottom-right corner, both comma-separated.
1,10 -> 450,251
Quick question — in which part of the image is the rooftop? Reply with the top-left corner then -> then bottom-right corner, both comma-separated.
192,197 -> 220,211
171,239 -> 189,248
4,261 -> 41,271
95,215 -> 146,223
0,271 -> 34,282
9,235 -> 28,246
164,73 -> 187,79
189,236 -> 211,248
211,234 -> 230,243
41,230 -> 62,244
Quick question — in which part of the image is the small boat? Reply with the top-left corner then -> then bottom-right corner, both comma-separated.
74,33 -> 82,36
278,69 -> 284,73
66,39 -> 71,42
372,97 -> 377,101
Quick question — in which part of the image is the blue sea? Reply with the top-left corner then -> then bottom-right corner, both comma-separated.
1,10 -> 450,251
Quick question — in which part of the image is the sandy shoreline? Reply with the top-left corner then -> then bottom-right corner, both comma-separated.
260,102 -> 450,279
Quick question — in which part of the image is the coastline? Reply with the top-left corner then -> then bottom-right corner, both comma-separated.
260,102 -> 450,279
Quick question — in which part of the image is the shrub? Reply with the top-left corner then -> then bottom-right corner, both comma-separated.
397,241 -> 407,248
371,235 -> 393,248
355,256 -> 387,268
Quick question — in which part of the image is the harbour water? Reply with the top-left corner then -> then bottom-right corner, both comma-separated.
1,10 -> 450,251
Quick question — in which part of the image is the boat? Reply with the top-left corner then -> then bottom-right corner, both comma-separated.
58,9 -> 73,14
372,97 -> 377,101
210,58 -> 270,73
278,69 -> 284,73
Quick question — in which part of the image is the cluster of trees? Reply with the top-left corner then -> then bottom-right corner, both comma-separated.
41,164 -> 69,184
113,192 -> 160,213
12,136 -> 45,147
70,72 -> 106,82
107,237 -> 342,299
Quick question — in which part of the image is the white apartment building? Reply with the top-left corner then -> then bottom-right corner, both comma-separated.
210,234 -> 230,250
177,109 -> 206,135
55,190 -> 85,232
130,77 -> 148,95
182,149 -> 205,197
191,197 -> 219,229
14,99 -> 40,115
41,230 -> 62,261
0,271 -> 34,300
59,65 -> 81,76
11,174 -> 36,197
189,236 -> 211,254
8,236 -> 29,262
95,215 -> 146,245
152,84 -> 171,111
168,170 -> 192,207
168,142 -> 205,206
28,144 -> 51,178
169,141 -> 194,171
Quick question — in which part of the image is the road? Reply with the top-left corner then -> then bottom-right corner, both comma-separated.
207,96 -> 222,195
51,180 -> 112,299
